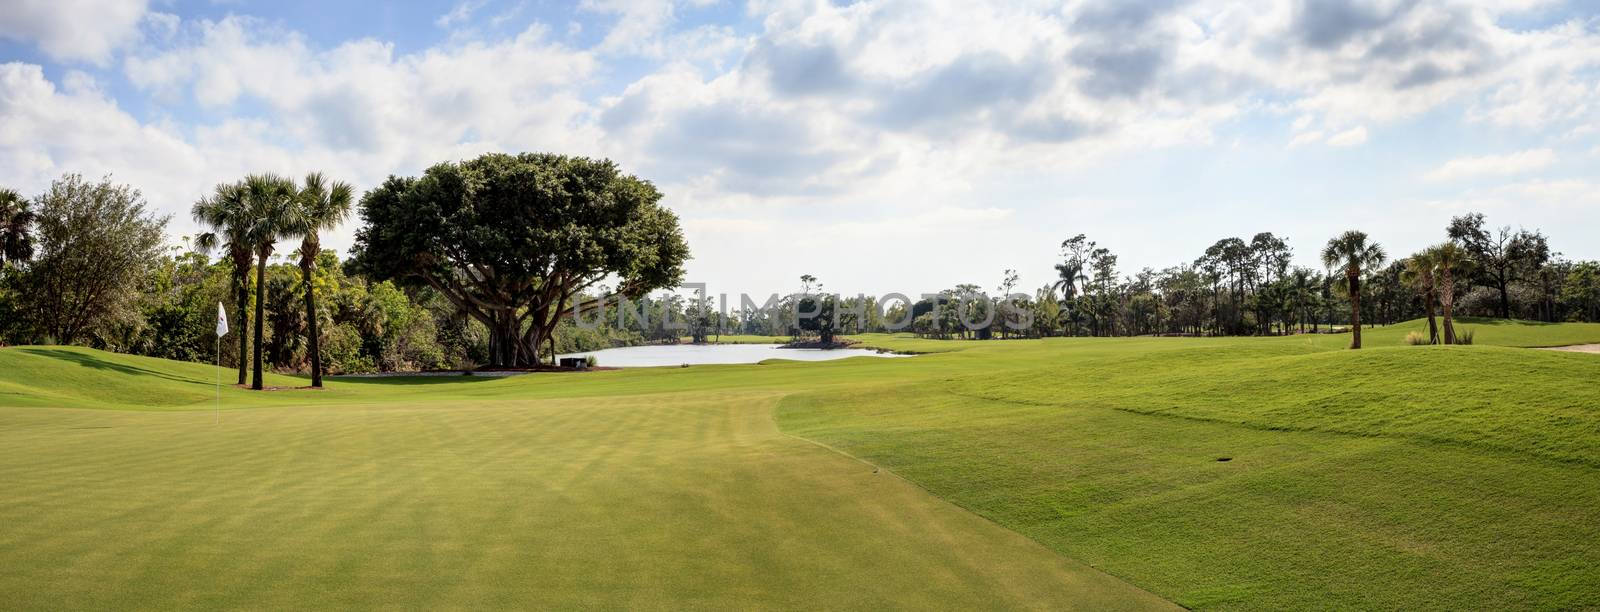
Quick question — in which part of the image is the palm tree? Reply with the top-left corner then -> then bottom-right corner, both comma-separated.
1,188 -> 35,267
1321,230 -> 1386,349
1402,250 -> 1440,345
285,173 -> 354,388
192,182 -> 256,385
241,174 -> 298,390
1052,261 -> 1087,336
1428,243 -> 1473,345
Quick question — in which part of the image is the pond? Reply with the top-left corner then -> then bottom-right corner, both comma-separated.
557,344 -> 912,368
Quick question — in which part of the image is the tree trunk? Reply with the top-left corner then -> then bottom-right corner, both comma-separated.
489,313 -> 515,367
1424,283 -> 1439,345
486,310 -> 539,368
1442,269 -> 1458,345
1348,269 -> 1362,350
252,252 -> 268,390
235,267 -> 250,386
301,252 -> 322,388
1425,303 -> 1439,345
1497,276 -> 1510,319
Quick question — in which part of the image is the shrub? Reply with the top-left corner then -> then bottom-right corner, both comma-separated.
1457,329 -> 1474,345
1404,331 -> 1429,346
585,355 -> 598,368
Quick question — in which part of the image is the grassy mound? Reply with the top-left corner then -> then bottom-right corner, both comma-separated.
0,346 -> 306,409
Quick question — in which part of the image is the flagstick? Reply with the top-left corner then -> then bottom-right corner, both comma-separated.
216,335 -> 221,425
216,302 -> 228,425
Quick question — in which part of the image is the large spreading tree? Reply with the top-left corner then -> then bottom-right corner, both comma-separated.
353,153 -> 689,367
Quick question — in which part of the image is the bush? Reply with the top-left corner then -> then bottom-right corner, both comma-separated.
585,355 -> 598,368
1457,329 -> 1474,345
1404,331 -> 1429,346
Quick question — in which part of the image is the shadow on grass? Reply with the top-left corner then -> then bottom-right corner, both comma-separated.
1455,317 -> 1557,327
13,348 -> 510,395
20,348 -> 209,387
326,375 -> 504,388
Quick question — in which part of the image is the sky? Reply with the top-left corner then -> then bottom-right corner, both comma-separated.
1,0 -> 1598,298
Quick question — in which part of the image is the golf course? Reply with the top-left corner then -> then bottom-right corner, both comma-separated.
3,317 -> 1598,610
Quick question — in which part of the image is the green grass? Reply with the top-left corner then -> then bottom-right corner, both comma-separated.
0,347 -> 1170,610
3,318 -> 1599,609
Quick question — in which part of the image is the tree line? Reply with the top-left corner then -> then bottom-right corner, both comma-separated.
0,153 -> 690,382
2,175 -> 448,380
3,158 -> 1598,375
716,219 -> 1597,349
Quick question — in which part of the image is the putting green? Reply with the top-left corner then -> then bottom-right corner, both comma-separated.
0,378 -> 1172,609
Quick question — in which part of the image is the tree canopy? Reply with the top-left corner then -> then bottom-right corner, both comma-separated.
352,152 -> 689,367
21,175 -> 169,345
1,188 -> 36,267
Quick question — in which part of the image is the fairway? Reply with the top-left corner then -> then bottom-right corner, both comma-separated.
0,349 -> 1170,610
3,318 -> 1600,609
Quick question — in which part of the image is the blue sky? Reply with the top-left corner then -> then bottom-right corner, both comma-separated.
2,0 -> 1598,296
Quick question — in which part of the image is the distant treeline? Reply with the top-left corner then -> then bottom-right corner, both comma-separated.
3,171 -> 1599,373
715,217 -> 1596,343
0,171 -> 679,374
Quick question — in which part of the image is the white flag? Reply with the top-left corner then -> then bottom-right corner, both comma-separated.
216,302 -> 229,337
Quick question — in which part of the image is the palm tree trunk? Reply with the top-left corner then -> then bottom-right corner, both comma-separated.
1426,303 -> 1439,345
1348,270 -> 1362,349
235,266 -> 250,386
1425,282 -> 1439,345
1442,269 -> 1457,345
252,252 -> 268,390
301,253 -> 322,388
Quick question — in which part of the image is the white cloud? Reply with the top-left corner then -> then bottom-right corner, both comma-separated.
0,0 -> 150,64
436,0 -> 490,27
7,0 -> 1600,291
1326,126 -> 1369,147
123,16 -> 599,159
1424,148 -> 1558,182
1503,178 -> 1600,208
1289,130 -> 1326,147
579,0 -> 680,56
4,16 -> 599,249
0,62 -> 208,217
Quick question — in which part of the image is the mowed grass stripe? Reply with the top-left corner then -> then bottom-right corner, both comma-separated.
0,389 -> 1175,610
778,373 -> 1600,610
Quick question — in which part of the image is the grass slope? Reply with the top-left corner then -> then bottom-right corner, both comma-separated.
0,347 -> 307,409
780,323 -> 1600,610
